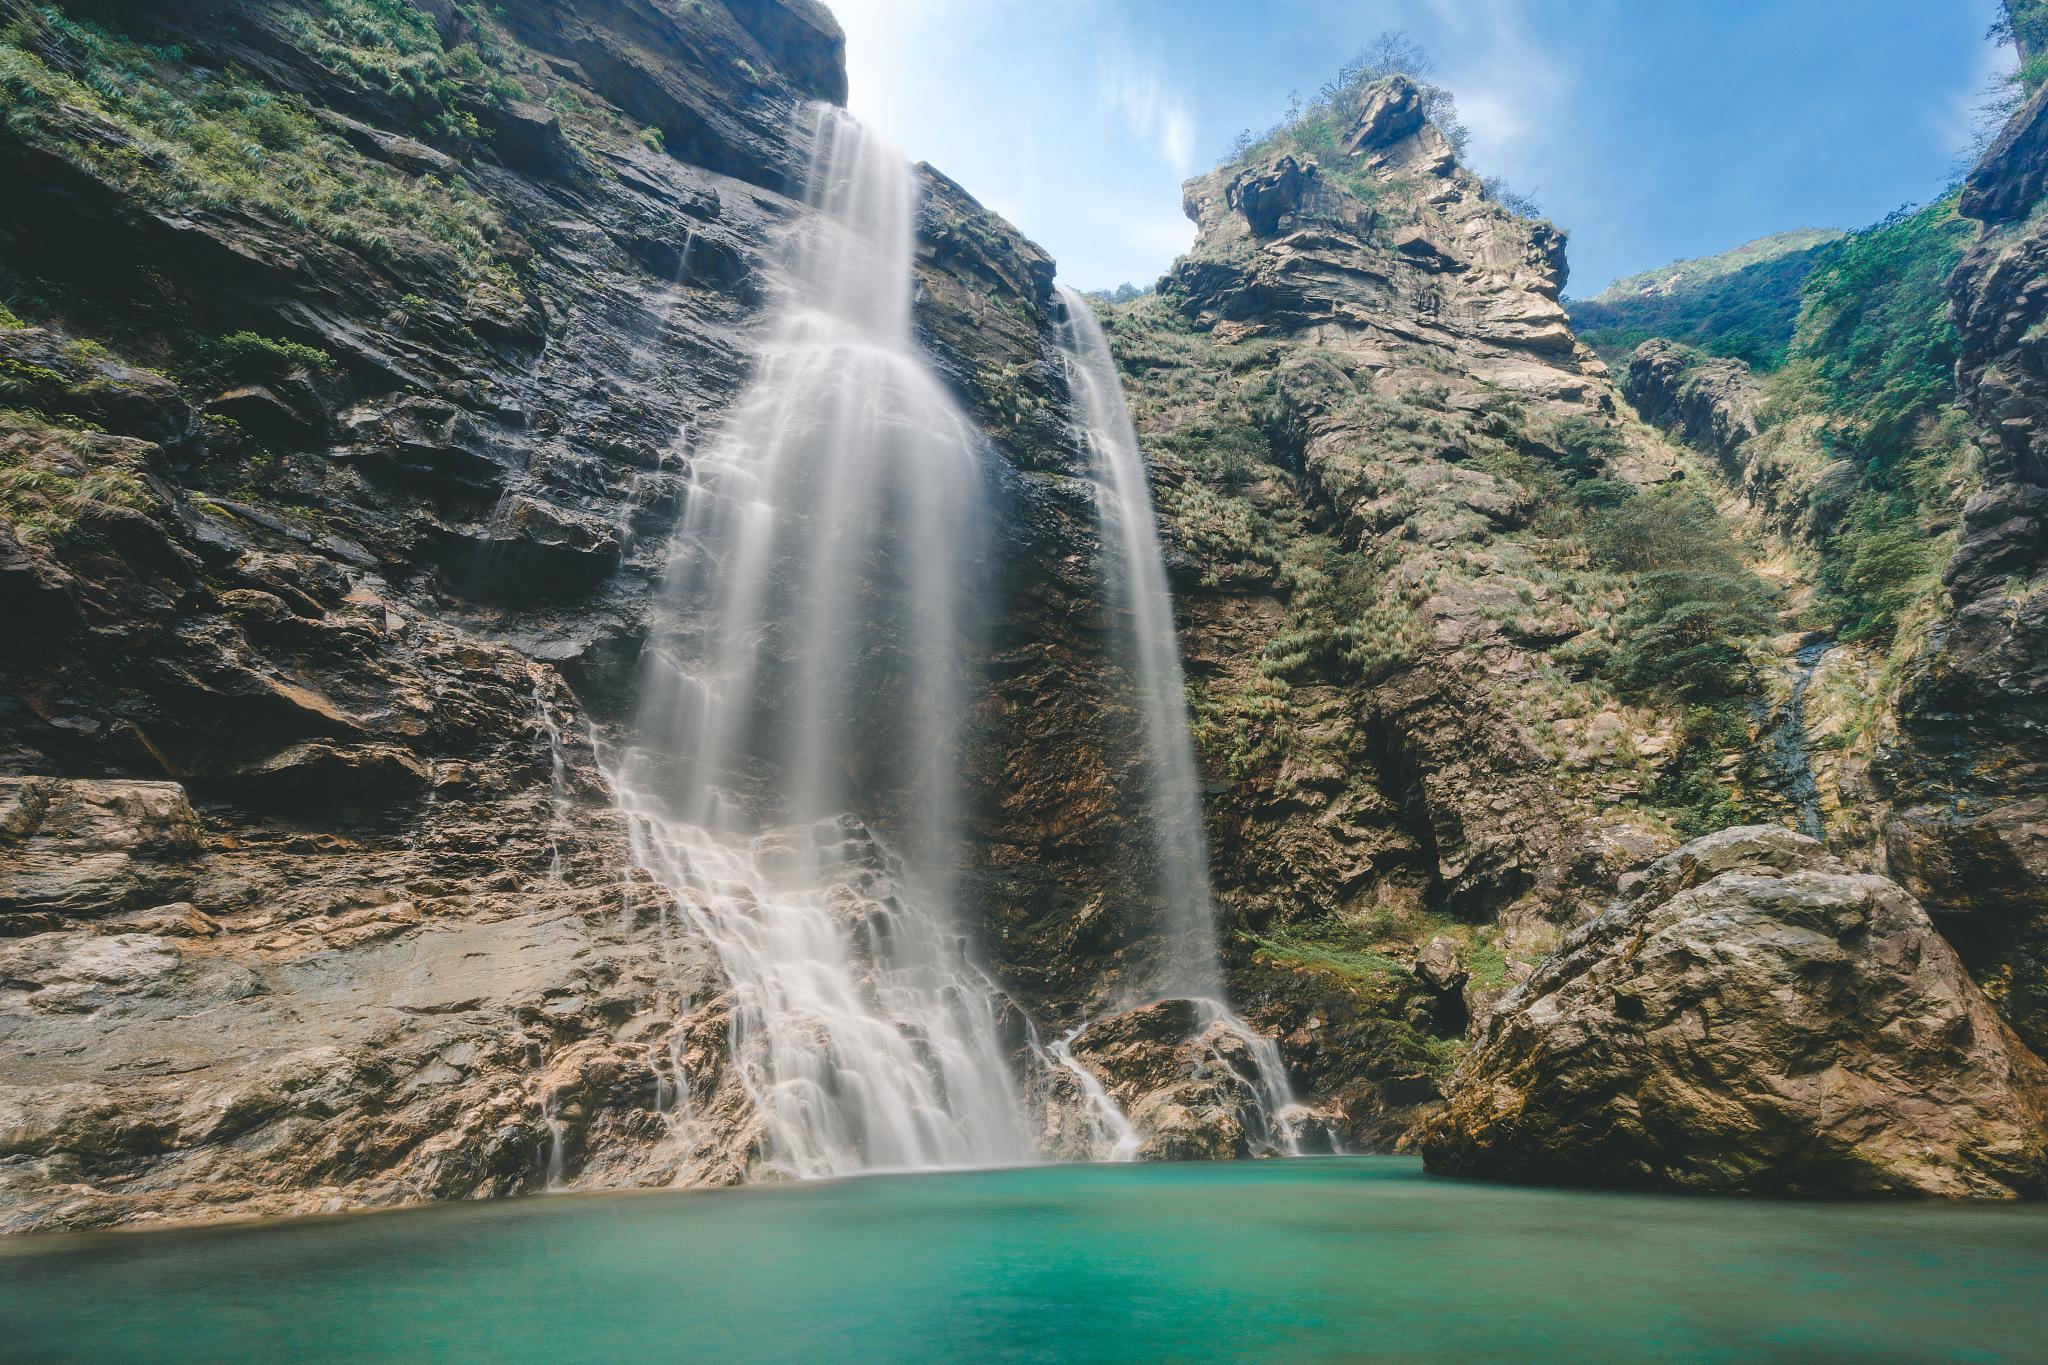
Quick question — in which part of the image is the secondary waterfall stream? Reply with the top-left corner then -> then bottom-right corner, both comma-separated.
613,107 -> 1033,1178
1055,286 -> 1304,1155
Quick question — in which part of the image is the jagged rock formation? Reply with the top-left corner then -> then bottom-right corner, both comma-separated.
1423,826 -> 2048,1197
1881,75 -> 2048,1049
1097,73 -> 1718,1144
1621,340 -> 1803,523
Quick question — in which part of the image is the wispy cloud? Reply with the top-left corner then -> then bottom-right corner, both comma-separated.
1096,50 -> 1196,177
1940,30 -> 2019,160
1425,0 -> 1576,165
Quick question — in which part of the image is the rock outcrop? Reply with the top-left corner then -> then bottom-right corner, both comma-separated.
1423,826 -> 2048,1196
1087,72 -> 1738,1150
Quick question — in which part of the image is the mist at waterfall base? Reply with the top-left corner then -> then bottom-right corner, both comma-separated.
605,107 -> 1301,1178
12,1159 -> 2048,1363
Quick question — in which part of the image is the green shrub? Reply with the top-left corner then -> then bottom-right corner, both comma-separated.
285,0 -> 509,141
1589,485 -> 1774,700
215,331 -> 333,379
1652,704 -> 1752,837
1782,199 -> 1973,641
1,10 -> 522,300
1607,569 -> 1773,699
1546,415 -> 1626,479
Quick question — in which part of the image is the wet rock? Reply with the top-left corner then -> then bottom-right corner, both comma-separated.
0,778 -> 202,919
220,742 -> 433,803
204,384 -> 328,448
1424,827 -> 2048,1196
477,100 -> 583,180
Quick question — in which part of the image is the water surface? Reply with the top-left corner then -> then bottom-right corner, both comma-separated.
6,1157 -> 2047,1362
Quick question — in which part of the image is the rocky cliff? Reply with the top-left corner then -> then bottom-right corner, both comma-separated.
0,0 -> 1156,1230
1424,824 -> 2048,1197
1882,76 -> 2048,1050
1097,73 -> 1732,1145
1616,71 -> 2048,1056
3,3 -> 2043,1229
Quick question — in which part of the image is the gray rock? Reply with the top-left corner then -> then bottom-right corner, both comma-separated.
1424,827 -> 2048,1196
1414,936 -> 1466,993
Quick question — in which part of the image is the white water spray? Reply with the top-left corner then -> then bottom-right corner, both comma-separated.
1056,286 -> 1305,1155
614,107 -> 1035,1179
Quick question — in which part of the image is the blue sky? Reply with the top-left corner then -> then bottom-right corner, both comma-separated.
826,0 -> 2013,295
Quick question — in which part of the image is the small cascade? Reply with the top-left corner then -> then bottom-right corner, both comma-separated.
531,683 -> 573,880
541,1105 -> 567,1190
1055,285 -> 1304,1155
1753,638 -> 1833,841
614,106 -> 1037,1179
1048,1027 -> 1142,1162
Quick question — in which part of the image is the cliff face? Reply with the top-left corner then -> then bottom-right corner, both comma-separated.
0,0 -> 859,1231
1098,75 -> 1731,1143
0,0 -> 1137,1230
1618,74 -> 2048,1054
1882,79 -> 2048,1049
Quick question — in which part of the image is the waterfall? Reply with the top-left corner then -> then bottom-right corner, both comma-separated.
1055,286 -> 1304,1155
613,106 -> 1034,1179
1752,638 -> 1834,841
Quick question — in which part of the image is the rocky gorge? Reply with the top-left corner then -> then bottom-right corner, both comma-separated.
2,0 -> 2046,1235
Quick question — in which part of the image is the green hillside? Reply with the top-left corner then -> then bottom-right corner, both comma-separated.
1568,229 -> 1844,370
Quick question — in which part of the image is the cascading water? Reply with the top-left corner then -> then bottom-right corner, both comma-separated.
613,106 -> 1035,1179
1055,285 -> 1305,1155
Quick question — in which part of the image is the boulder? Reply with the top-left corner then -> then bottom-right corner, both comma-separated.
1414,935 -> 1466,993
1066,998 -> 1291,1160
1423,826 -> 2048,1197
1231,156 -> 1323,238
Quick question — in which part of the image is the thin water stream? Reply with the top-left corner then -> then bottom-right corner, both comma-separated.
1054,288 -> 1304,1153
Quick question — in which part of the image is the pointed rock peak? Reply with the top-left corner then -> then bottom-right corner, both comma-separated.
1345,75 -> 1426,156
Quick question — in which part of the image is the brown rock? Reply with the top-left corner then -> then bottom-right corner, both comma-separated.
1414,935 -> 1466,993
1344,75 -> 1426,155
1423,826 -> 2048,1196
0,778 -> 202,920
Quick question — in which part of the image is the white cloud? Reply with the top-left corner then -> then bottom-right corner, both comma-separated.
1096,50 -> 1197,177
1429,0 -> 1574,164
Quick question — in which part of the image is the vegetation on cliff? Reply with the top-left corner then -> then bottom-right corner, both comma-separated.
1567,229 -> 1842,370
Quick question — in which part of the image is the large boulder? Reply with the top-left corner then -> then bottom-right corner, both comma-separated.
1423,826 -> 2048,1197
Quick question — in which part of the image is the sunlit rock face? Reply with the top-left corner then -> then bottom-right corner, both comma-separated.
1424,826 -> 2048,1198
